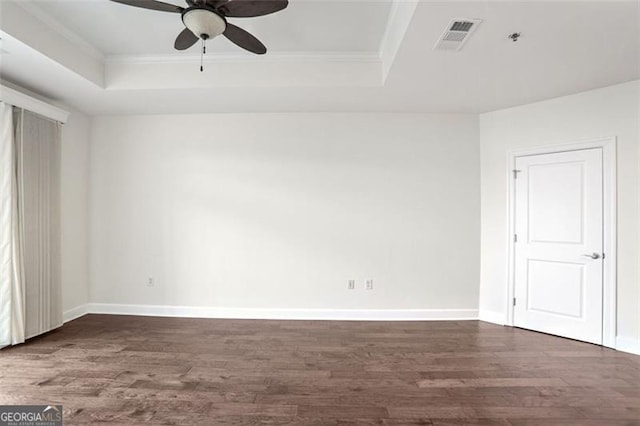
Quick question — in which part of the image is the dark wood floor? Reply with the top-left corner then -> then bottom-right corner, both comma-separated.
1,315 -> 639,425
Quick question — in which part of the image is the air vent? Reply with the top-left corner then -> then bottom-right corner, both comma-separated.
434,19 -> 482,51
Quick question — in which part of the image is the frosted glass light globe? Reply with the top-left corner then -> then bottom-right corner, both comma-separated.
182,8 -> 226,40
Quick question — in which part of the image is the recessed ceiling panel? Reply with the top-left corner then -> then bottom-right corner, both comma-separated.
30,0 -> 393,55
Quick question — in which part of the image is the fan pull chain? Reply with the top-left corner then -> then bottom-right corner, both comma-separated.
200,38 -> 206,72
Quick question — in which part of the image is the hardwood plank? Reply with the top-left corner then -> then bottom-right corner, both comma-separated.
0,314 -> 638,425
297,405 -> 389,419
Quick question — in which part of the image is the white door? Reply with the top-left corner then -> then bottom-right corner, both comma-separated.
514,148 -> 603,344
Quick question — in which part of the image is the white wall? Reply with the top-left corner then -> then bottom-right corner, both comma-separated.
60,109 -> 90,314
479,81 -> 640,343
89,113 -> 480,315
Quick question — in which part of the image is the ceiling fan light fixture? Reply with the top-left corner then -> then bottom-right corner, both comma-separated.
109,0 -> 285,56
182,8 -> 226,40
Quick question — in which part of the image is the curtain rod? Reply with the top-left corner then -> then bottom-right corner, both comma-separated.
0,84 -> 69,124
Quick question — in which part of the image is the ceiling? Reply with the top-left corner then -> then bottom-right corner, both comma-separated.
0,0 -> 638,115
30,0 -> 392,55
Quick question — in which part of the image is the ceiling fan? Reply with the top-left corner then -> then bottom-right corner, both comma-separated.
110,0 -> 288,66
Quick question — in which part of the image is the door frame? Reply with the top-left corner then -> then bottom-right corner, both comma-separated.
506,137 -> 617,348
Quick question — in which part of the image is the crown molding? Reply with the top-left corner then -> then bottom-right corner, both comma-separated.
106,51 -> 381,65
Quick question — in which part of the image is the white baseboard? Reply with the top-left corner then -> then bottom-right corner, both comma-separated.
616,336 -> 640,356
63,304 -> 89,323
86,303 -> 479,321
478,309 -> 505,325
60,304 -> 640,356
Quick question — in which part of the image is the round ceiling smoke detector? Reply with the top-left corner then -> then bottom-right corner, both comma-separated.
182,8 -> 226,40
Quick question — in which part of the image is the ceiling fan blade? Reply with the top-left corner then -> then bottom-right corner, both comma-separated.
223,23 -> 266,54
109,0 -> 184,13
218,0 -> 288,18
174,28 -> 199,50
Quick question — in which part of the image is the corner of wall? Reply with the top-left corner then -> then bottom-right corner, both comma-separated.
60,106 -> 92,316
478,310 -> 505,326
63,304 -> 89,323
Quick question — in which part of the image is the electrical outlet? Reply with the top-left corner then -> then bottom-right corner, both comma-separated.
147,277 -> 154,287
366,279 -> 373,290
348,280 -> 355,290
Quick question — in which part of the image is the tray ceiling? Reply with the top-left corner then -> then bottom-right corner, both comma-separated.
0,1 -> 638,115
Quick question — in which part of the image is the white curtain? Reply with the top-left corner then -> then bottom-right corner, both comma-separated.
0,104 -> 62,347
0,102 -> 25,347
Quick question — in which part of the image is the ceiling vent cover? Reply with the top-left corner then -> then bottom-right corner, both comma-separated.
434,19 -> 482,51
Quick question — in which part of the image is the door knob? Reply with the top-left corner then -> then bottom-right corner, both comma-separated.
581,253 -> 601,260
